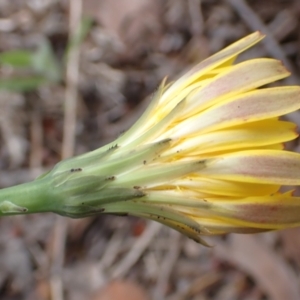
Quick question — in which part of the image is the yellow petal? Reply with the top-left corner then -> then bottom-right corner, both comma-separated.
167,120 -> 296,156
181,58 -> 290,118
172,86 -> 300,138
199,150 -> 300,185
175,176 -> 279,197
160,32 -> 264,106
190,217 -> 270,235
211,195 -> 300,229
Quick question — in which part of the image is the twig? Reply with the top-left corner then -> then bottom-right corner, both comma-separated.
268,10 -> 297,42
226,0 -> 299,84
213,235 -> 300,300
97,231 -> 125,270
169,272 -> 222,300
153,230 -> 181,300
49,217 -> 68,300
29,109 -> 43,178
62,0 -> 82,159
111,221 -> 162,278
49,0 -> 82,299
188,0 -> 204,36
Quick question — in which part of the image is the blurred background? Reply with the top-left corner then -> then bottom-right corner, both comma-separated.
0,0 -> 300,299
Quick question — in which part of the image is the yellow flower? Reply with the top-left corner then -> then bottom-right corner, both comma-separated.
1,32 -> 300,245
88,31 -> 300,244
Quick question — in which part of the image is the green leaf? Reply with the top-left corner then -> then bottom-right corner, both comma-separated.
32,39 -> 62,82
0,50 -> 32,68
64,16 -> 93,61
0,77 -> 46,92
70,16 -> 92,49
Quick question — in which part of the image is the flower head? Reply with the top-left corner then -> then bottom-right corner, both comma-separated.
2,32 -> 300,245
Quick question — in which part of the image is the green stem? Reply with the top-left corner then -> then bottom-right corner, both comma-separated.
0,178 -> 57,216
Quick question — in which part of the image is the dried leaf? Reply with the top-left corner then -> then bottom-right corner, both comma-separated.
213,235 -> 300,300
